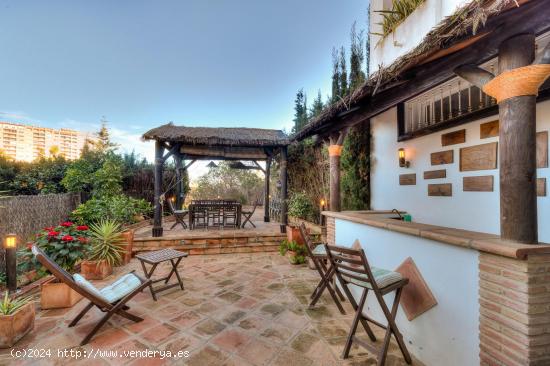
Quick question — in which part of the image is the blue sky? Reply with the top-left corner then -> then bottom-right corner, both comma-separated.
0,0 -> 368,163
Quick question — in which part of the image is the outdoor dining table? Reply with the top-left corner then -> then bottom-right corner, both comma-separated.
188,200 -> 242,229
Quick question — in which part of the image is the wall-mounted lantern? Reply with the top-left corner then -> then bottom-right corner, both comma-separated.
398,148 -> 410,168
4,234 -> 17,293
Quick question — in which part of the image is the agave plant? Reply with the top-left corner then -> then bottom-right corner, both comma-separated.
373,0 -> 425,38
88,219 -> 125,267
0,292 -> 32,315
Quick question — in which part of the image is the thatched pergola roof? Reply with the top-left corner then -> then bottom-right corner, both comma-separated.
143,123 -> 289,147
292,0 -> 528,141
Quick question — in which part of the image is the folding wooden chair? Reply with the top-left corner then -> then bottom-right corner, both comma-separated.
325,244 -> 412,365
167,199 -> 188,230
241,201 -> 258,228
32,245 -> 152,346
298,223 -> 346,314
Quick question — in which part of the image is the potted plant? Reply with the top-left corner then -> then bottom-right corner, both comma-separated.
81,220 -> 125,280
30,222 -> 91,309
279,240 -> 307,265
0,293 -> 35,348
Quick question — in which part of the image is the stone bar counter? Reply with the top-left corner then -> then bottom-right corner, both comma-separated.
323,210 -> 550,366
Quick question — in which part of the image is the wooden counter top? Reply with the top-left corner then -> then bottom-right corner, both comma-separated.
322,210 -> 550,260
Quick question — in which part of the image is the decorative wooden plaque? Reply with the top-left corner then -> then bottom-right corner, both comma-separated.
459,142 -> 498,171
538,178 -> 547,197
423,169 -> 446,179
431,150 -> 454,165
441,129 -> 466,146
428,183 -> 452,197
537,131 -> 548,169
480,120 -> 499,139
395,257 -> 437,321
399,174 -> 416,186
463,175 -> 494,192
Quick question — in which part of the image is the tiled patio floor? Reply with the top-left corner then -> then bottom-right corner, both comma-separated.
3,253 -> 420,365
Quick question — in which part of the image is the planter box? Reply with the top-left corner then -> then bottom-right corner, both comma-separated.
121,230 -> 134,265
40,280 -> 82,309
0,302 -> 35,348
81,260 -> 112,280
286,226 -> 305,245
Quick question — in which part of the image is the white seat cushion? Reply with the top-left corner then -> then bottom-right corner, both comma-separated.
99,273 -> 142,303
73,274 -> 107,301
340,266 -> 403,290
312,244 -> 326,256
74,273 -> 142,304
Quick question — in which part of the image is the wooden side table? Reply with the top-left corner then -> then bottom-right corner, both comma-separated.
136,249 -> 188,301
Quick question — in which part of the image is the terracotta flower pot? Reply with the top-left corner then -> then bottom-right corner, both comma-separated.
40,280 -> 82,309
81,260 -> 113,280
121,230 -> 134,265
0,302 -> 35,348
286,226 -> 305,245
286,250 -> 297,261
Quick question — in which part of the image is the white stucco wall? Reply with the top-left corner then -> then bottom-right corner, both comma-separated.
369,0 -> 468,74
370,100 -> 550,242
335,219 -> 479,366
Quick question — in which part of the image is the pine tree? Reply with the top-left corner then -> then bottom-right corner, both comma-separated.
339,47 -> 348,97
92,117 -> 118,153
349,22 -> 366,92
331,47 -> 341,103
310,90 -> 324,118
292,89 -> 308,133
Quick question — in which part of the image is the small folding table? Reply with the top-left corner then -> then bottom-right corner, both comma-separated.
136,248 -> 188,301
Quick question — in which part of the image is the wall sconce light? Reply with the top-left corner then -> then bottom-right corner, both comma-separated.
398,148 -> 410,168
4,234 -> 17,293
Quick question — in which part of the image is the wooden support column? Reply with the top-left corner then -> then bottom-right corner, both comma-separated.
264,156 -> 271,222
498,35 -> 537,243
279,147 -> 288,233
152,140 -> 165,237
329,130 -> 348,212
174,154 -> 184,210
455,34 -> 550,243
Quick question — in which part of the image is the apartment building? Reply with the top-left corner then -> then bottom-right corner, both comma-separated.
0,121 -> 94,161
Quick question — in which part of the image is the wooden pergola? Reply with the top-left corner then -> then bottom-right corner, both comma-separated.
292,0 -> 550,244
142,123 -> 289,237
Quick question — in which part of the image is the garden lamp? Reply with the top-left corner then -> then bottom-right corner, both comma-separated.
4,234 -> 17,293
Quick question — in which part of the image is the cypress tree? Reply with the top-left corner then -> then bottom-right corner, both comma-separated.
310,90 -> 324,118
365,5 -> 371,78
331,47 -> 341,103
349,22 -> 366,92
292,89 -> 308,133
339,47 -> 348,97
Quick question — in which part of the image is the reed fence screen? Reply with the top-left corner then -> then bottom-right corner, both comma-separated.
0,193 -> 80,272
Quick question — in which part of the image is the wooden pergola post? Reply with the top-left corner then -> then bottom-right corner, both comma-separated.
328,130 -> 348,212
456,34 -> 550,243
174,154 -> 184,210
152,140 -> 165,237
264,155 -> 271,222
279,146 -> 288,233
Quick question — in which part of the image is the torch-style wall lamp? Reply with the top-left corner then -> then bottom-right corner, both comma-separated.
398,148 -> 410,168
4,234 -> 17,293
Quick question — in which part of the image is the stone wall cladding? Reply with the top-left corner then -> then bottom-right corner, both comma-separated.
479,252 -> 550,366
133,234 -> 285,255
326,216 -> 335,246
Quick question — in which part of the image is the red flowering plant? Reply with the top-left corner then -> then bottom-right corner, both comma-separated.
19,221 -> 92,273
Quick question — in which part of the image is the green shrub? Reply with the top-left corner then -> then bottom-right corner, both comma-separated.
71,194 -> 152,225
287,192 -> 316,222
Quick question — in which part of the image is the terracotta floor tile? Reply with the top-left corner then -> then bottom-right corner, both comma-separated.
236,338 -> 277,366
169,310 -> 203,329
140,323 -> 179,346
211,329 -> 252,353
125,316 -> 162,334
